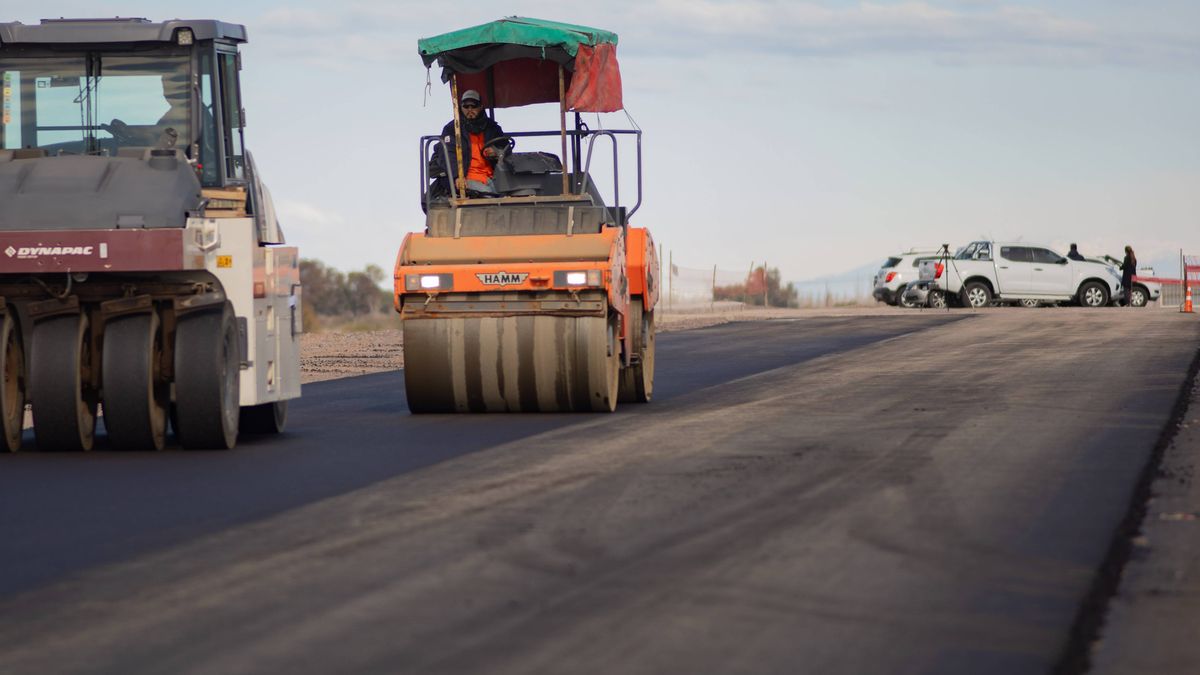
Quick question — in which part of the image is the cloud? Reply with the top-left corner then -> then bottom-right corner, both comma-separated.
244,1 -> 1199,71
616,1 -> 1198,67
275,199 -> 345,230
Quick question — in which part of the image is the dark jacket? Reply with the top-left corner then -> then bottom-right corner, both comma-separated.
1121,254 -> 1137,283
433,116 -> 505,182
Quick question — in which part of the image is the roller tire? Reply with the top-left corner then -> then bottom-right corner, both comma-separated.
1,312 -> 26,452
102,313 -> 168,451
240,400 -> 288,434
31,314 -> 98,452
618,303 -> 655,403
174,305 -> 239,450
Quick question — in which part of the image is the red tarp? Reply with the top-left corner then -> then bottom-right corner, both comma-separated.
452,43 -> 623,112
565,43 -> 623,113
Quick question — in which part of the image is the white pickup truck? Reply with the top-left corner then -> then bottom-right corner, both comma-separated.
940,241 -> 1122,308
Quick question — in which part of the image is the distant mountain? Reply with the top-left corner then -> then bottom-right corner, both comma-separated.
789,260 -> 884,303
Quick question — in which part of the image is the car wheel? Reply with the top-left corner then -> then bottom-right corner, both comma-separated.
1079,281 -> 1109,308
1130,286 -> 1148,308
928,290 -> 947,309
896,286 -> 917,308
962,282 -> 992,308
1018,298 -> 1040,308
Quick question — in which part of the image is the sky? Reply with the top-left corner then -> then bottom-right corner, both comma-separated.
2,1 -> 1198,281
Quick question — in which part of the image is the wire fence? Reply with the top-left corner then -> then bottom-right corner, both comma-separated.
659,250 -> 874,314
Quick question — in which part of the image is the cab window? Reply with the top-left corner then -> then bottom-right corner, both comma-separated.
1030,248 -> 1065,264
1001,247 -> 1032,262
217,51 -> 244,180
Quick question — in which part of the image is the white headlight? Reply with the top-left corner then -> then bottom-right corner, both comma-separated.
565,271 -> 587,286
420,275 -> 441,289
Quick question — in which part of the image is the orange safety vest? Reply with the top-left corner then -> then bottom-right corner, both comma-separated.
466,132 -> 493,183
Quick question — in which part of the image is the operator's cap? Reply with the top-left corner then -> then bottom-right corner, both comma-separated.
461,89 -> 481,104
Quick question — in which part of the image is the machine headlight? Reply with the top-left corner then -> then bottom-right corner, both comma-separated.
176,29 -> 194,45
554,270 -> 602,287
406,273 -> 453,291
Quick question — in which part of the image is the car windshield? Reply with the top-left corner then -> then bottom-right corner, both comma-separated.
1,52 -> 191,156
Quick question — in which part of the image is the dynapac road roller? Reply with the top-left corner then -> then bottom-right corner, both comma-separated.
0,18 -> 300,451
395,18 -> 658,413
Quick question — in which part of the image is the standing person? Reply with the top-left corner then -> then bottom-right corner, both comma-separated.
1120,245 -> 1137,306
439,89 -> 505,195
1067,243 -> 1085,261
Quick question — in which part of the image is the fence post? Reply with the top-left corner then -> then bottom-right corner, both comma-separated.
744,262 -> 754,309
763,261 -> 769,308
711,264 -> 716,312
668,249 -> 673,312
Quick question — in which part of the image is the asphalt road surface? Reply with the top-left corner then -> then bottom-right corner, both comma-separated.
1,310 -> 1196,675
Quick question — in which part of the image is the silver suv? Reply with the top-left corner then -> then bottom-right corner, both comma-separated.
874,250 -> 950,308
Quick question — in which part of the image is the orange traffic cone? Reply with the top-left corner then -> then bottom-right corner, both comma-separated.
1185,285 -> 1194,313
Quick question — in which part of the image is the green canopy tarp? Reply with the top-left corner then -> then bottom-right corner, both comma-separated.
418,17 -> 623,112
418,17 -> 617,67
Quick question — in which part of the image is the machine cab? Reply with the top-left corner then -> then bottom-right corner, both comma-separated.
0,17 -> 248,189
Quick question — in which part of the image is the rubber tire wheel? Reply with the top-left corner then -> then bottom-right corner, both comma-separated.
31,314 -> 98,451
896,286 -> 917,308
618,304 -> 655,403
174,305 -> 240,450
1130,286 -> 1148,308
962,282 -> 992,308
1019,298 -> 1040,308
928,290 -> 947,309
1078,281 -> 1109,308
102,313 -> 168,450
1,311 -> 26,452
240,400 -> 288,434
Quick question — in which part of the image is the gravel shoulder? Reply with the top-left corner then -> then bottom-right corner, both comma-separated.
1089,360 -> 1200,674
299,306 -> 913,384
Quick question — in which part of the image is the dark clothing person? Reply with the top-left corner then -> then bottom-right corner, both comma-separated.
431,89 -> 505,197
437,116 -> 504,182
1121,246 -> 1137,306
1067,243 -> 1085,261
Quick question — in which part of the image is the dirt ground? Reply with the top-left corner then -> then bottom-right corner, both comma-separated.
299,306 -> 902,384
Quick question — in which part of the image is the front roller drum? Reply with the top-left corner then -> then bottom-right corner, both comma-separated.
403,314 -> 620,413
102,312 -> 169,451
1,311 -> 26,452
31,314 -> 98,451
174,304 -> 240,449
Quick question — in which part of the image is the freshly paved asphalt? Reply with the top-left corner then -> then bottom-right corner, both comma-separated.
0,315 -> 946,596
1,310 -> 1196,675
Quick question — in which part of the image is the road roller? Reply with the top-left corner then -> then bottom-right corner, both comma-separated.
0,18 -> 301,451
394,18 -> 658,413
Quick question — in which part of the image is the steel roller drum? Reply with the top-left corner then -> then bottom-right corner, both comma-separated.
403,314 -> 620,413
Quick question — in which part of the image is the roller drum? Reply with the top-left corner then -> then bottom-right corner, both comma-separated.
403,314 -> 619,413
618,303 -> 655,403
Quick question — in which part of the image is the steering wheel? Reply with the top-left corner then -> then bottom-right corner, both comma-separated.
99,118 -> 135,144
482,135 -> 515,158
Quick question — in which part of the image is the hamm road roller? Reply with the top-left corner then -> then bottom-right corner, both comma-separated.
0,18 -> 301,451
395,18 -> 658,412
